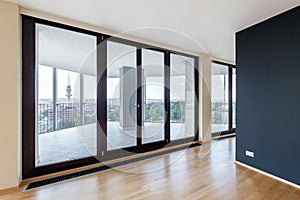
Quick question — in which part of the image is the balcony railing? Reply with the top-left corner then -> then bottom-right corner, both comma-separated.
211,101 -> 230,124
38,100 -> 188,134
37,102 -> 96,134
107,101 -> 186,123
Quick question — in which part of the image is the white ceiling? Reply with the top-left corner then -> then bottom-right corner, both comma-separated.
37,23 -> 97,75
36,24 -> 195,77
8,0 -> 300,62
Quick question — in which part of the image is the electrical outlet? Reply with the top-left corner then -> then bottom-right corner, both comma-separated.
245,150 -> 255,158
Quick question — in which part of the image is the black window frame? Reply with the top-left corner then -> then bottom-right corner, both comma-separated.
22,15 -> 199,179
211,60 -> 236,137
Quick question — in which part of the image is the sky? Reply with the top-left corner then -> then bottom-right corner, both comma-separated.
38,65 -> 96,100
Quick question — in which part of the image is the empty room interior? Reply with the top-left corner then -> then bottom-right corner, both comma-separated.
0,0 -> 300,199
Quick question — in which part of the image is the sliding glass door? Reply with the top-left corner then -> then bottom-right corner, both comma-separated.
232,68 -> 236,129
36,23 -> 98,166
141,49 -> 165,144
104,39 -> 198,158
106,41 -> 137,150
211,63 -> 229,133
211,61 -> 236,137
23,16 -> 199,178
170,54 -> 196,141
23,16 -> 101,178
104,39 -> 168,157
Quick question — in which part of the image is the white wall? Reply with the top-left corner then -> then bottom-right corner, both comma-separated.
0,1 -> 20,190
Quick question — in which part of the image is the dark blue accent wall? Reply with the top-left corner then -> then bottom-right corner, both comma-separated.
236,6 -> 300,185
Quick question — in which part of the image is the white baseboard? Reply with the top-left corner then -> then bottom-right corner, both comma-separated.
235,161 -> 300,189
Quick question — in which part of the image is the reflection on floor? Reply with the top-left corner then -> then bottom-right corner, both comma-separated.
3,137 -> 299,199
37,122 -> 194,166
211,123 -> 230,133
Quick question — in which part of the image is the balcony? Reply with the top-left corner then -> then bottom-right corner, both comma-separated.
211,101 -> 236,133
37,102 -> 96,134
36,101 -> 189,166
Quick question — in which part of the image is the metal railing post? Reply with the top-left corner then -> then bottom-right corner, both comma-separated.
53,68 -> 57,131
80,73 -> 84,125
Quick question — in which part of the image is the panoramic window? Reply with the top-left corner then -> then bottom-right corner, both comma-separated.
23,16 -> 199,178
35,23 -> 97,166
211,61 -> 236,136
170,54 -> 196,140
232,68 -> 236,128
141,49 -> 165,144
107,41 -> 137,150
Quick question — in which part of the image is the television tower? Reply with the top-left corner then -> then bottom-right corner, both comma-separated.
66,74 -> 72,100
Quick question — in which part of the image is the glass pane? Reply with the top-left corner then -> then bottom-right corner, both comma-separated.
142,49 -> 165,144
211,63 -> 229,133
56,69 -> 81,130
83,74 -> 97,125
107,41 -> 137,150
35,23 -> 97,167
37,65 -> 54,134
170,54 -> 195,140
232,68 -> 236,128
